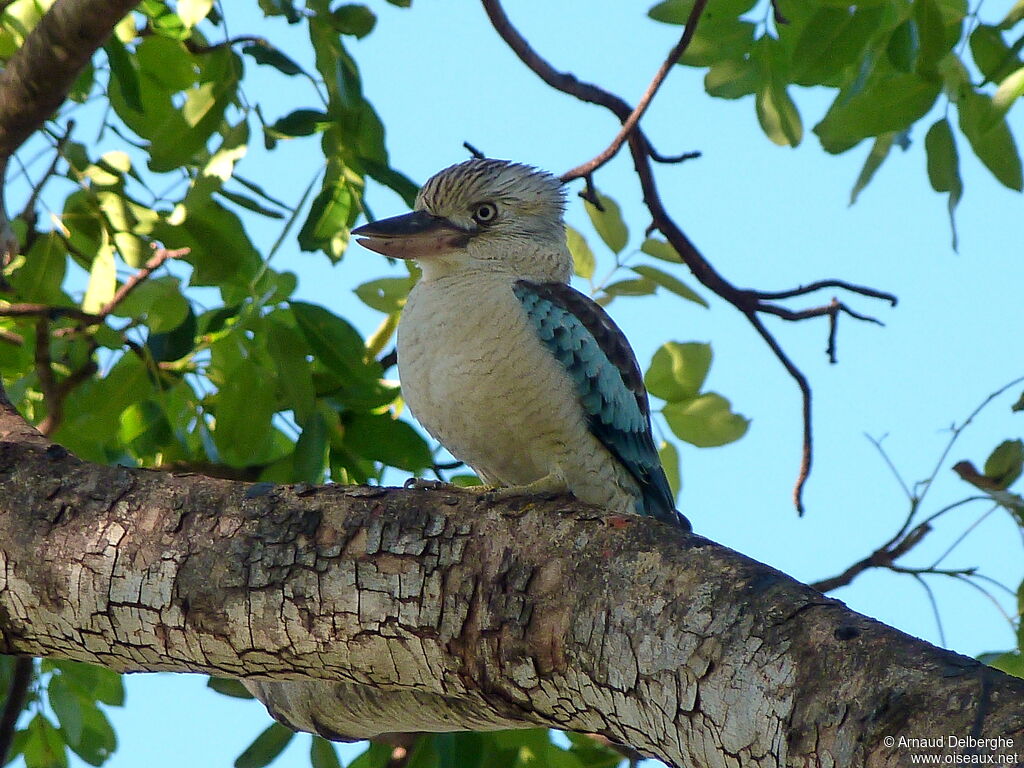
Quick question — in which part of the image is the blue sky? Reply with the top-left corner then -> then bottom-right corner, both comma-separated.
9,1 -> 1024,766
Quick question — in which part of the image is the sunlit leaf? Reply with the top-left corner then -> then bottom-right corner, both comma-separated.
645,341 -> 712,402
663,392 -> 749,447
564,225 -> 596,279
584,192 -> 628,254
632,264 -> 707,307
658,440 -> 681,501
81,246 -> 116,315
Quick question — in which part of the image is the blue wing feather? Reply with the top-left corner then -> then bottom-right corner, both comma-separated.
513,280 -> 688,530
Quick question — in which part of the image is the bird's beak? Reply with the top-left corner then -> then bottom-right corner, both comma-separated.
352,210 -> 470,260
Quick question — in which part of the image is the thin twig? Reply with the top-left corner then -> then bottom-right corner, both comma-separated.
912,573 -> 947,647
0,247 -> 188,324
560,0 -> 709,182
97,246 -> 187,319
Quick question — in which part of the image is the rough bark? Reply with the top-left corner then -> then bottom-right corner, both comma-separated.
0,0 -> 137,157
1,396 -> 1023,767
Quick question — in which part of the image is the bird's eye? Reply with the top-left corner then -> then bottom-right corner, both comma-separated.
472,202 -> 498,225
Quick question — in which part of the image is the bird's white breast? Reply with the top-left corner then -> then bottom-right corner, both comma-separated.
397,272 -> 586,486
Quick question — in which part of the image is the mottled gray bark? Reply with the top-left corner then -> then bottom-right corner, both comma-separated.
1,394 -> 1023,767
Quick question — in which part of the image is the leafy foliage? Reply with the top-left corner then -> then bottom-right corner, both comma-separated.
651,0 -> 1024,242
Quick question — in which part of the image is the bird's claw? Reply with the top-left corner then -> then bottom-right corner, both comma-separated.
404,478 -> 454,491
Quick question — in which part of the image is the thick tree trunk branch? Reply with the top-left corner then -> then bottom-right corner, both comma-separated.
0,396 -> 1022,766
0,0 -> 137,157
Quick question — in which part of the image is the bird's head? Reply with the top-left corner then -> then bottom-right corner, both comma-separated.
353,158 -> 572,282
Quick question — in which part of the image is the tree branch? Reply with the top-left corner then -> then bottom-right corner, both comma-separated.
0,386 -> 1022,767
0,0 -> 138,262
560,0 -> 709,182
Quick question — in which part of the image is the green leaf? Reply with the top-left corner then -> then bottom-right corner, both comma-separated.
886,21 -> 917,72
705,55 -> 762,99
652,0 -> 757,66
755,39 -> 802,147
66,702 -> 116,767
914,0 -> 949,74
658,441 -> 681,502
924,118 -> 962,249
81,246 -> 116,315
970,25 -> 1021,83
8,232 -> 67,303
54,661 -> 124,706
206,676 -> 255,699
345,412 -> 432,471
631,265 -> 707,307
640,237 -> 682,263
112,276 -> 190,333
649,0 -> 757,25
601,277 -> 655,298
269,108 -> 330,138
850,133 -> 895,205
354,276 -> 415,314
565,225 -> 595,279
291,301 -> 371,380
22,714 -> 67,768
957,89 -> 1023,190
814,68 -> 940,152
234,723 -> 294,768
104,37 -> 142,113
311,737 -> 342,768
147,307 -> 198,363
241,41 -> 305,76
213,359 -> 278,467
292,411 -> 329,482
158,201 -> 262,288
347,743 -> 392,768
332,4 -> 376,37
663,392 -> 749,447
645,342 -> 712,402
118,400 -> 172,456
47,676 -> 83,747
266,316 -> 317,424
984,439 -> 1024,489
790,6 -> 885,86
584,192 -> 628,254
299,171 -> 354,260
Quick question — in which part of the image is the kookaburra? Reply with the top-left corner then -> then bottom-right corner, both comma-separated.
353,158 -> 688,531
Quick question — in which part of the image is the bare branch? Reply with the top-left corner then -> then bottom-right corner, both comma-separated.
560,0 -> 709,182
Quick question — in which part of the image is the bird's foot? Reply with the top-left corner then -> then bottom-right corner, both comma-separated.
478,474 -> 572,504
404,478 -> 466,492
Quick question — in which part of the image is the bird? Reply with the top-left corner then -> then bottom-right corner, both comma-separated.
352,158 -> 689,531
